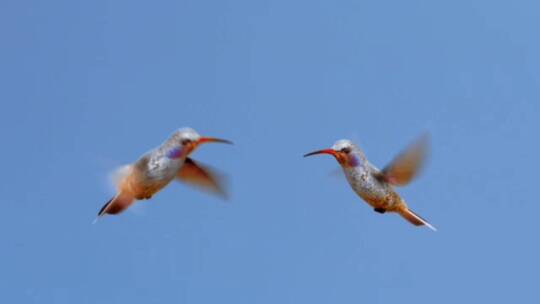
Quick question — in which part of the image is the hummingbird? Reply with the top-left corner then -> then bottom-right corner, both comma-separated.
304,134 -> 436,231
96,128 -> 232,221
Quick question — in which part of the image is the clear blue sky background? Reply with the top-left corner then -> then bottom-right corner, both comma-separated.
1,0 -> 539,303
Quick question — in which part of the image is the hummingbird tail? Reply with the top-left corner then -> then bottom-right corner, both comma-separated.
399,208 -> 437,231
97,198 -> 114,217
95,193 -> 136,221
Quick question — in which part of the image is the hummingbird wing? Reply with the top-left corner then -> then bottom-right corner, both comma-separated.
377,133 -> 430,186
176,158 -> 229,199
328,168 -> 346,180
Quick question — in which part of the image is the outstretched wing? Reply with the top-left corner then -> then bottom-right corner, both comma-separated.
176,158 -> 229,199
377,133 -> 430,186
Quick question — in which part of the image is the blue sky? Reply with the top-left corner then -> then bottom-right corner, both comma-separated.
1,0 -> 539,303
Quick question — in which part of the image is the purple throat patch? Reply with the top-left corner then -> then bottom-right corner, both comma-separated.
167,147 -> 183,159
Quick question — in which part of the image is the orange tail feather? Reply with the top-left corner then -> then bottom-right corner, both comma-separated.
97,192 -> 136,217
398,208 -> 437,231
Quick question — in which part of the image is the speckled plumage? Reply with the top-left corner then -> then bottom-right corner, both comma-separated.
305,136 -> 436,231
334,140 -> 403,212
96,128 -> 231,220
120,128 -> 200,200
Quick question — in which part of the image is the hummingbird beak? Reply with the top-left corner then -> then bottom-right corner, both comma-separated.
198,137 -> 233,145
185,136 -> 233,156
304,148 -> 349,165
303,149 -> 337,158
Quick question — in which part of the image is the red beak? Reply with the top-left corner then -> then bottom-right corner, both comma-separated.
303,149 -> 337,157
197,137 -> 234,145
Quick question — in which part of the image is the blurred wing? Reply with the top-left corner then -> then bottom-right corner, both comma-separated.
176,158 -> 229,199
109,164 -> 132,188
378,133 -> 430,186
328,167 -> 345,180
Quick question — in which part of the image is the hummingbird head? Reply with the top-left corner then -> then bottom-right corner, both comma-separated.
167,128 -> 233,159
304,139 -> 365,167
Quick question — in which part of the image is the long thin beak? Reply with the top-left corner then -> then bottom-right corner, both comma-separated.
198,136 -> 234,145
303,149 -> 336,157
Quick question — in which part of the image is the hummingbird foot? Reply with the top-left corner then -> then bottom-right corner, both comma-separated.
374,208 -> 386,214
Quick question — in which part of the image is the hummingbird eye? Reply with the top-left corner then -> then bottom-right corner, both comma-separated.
341,147 -> 351,154
181,139 -> 192,145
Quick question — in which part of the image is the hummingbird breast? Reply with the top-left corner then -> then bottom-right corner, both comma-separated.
123,152 -> 184,200
343,165 -> 402,211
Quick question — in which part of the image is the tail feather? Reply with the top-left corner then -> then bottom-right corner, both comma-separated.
93,193 -> 135,223
399,208 -> 437,231
98,198 -> 114,217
